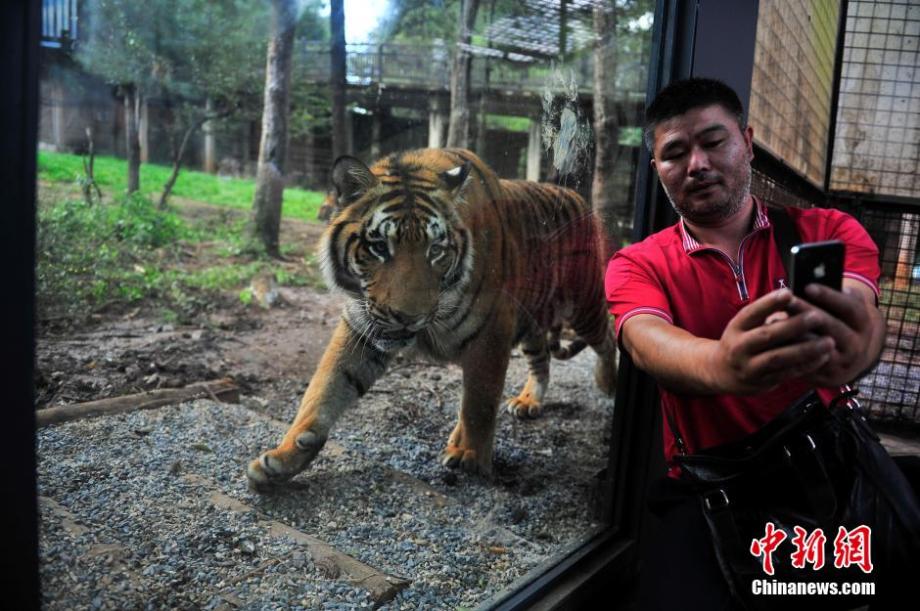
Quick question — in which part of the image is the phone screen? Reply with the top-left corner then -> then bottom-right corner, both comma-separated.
789,240 -> 845,298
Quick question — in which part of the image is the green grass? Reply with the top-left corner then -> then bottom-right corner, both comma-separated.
485,114 -> 531,133
37,150 -> 326,222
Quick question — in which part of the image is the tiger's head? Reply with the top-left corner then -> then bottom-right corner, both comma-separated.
319,153 -> 476,352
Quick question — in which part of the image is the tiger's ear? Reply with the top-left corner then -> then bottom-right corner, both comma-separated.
331,156 -> 378,207
440,161 -> 472,193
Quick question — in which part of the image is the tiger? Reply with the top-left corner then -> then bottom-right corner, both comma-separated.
246,148 -> 617,491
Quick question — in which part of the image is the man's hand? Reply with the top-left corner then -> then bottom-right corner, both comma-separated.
621,289 -> 834,396
788,281 -> 885,387
708,289 -> 834,394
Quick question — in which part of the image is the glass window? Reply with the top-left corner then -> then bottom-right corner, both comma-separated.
35,0 -> 654,608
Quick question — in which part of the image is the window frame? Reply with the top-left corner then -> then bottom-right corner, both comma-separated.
2,0 -> 41,609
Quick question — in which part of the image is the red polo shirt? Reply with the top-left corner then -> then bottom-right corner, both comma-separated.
605,199 -> 880,476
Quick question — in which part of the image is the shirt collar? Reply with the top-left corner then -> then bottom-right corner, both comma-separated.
679,196 -> 770,253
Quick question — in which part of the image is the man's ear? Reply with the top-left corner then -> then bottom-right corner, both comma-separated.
743,125 -> 755,162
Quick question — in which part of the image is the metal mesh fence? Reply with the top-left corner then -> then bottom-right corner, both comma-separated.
830,0 -> 920,198
752,167 -> 920,428
836,201 -> 920,426
751,166 -> 818,209
750,1 -> 920,431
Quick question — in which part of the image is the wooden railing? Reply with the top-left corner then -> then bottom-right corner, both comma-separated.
298,42 -> 648,101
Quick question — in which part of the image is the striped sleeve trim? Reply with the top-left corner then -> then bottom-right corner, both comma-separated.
844,271 -> 880,299
615,307 -> 674,338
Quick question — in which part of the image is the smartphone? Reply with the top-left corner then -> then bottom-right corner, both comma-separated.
789,240 -> 845,298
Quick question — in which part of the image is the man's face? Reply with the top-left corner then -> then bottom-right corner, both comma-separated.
651,104 -> 754,226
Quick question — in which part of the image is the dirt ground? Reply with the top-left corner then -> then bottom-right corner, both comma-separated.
35,200 -> 345,422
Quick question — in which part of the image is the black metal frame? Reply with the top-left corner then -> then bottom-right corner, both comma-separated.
824,0 -> 851,193
1,0 -> 40,609
833,190 -> 920,210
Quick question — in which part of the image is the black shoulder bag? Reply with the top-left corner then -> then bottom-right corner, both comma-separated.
666,206 -> 920,610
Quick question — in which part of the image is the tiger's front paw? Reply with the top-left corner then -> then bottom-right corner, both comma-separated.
506,395 -> 543,419
441,444 -> 492,477
246,430 -> 326,493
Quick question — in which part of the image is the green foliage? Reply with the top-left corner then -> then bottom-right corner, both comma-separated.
36,195 -> 186,317
376,0 -> 461,42
618,127 -> 643,147
75,0 -> 286,200
36,185 -> 325,323
289,82 -> 333,140
297,0 -> 331,41
77,0 -> 269,101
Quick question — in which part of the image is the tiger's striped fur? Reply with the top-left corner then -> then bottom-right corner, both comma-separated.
247,148 -> 617,490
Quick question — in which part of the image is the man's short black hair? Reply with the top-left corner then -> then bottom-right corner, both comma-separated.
643,78 -> 746,152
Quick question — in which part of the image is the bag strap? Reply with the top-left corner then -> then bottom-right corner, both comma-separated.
767,205 -> 802,278
665,206 -> 801,456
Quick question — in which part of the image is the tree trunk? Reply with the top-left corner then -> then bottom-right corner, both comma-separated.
203,97 -> 216,174
330,0 -> 348,160
446,0 -> 480,149
124,84 -> 141,194
473,0 -> 497,153
370,108 -> 382,160
139,98 -> 149,163
160,117 -> 208,209
250,0 -> 296,258
162,105 -> 234,209
81,127 -> 102,205
591,3 -> 620,256
558,0 -> 569,61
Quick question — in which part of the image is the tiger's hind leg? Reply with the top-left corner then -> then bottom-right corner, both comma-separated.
569,300 -> 618,397
506,329 -> 550,419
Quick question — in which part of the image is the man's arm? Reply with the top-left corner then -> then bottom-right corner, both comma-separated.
621,289 -> 835,395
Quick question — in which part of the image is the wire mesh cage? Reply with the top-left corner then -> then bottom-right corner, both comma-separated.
751,166 -> 818,209
830,0 -> 920,198
750,0 -> 919,431
836,201 -> 920,426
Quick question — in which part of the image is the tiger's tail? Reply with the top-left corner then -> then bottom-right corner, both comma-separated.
547,325 -> 589,361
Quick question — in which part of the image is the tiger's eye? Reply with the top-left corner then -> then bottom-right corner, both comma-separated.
369,241 -> 389,259
429,244 -> 444,258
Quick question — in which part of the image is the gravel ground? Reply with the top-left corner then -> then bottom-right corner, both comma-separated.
38,348 -> 615,610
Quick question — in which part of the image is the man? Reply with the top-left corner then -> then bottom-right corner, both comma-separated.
605,78 -> 887,609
